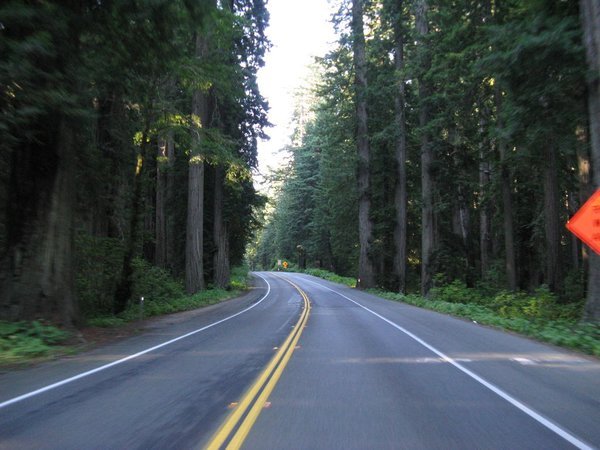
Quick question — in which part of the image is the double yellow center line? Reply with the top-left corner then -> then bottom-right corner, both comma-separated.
205,277 -> 311,450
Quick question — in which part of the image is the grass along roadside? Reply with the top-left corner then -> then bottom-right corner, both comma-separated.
87,265 -> 250,327
372,290 -> 600,357
301,268 -> 357,287
301,268 -> 599,358
0,320 -> 73,365
0,266 -> 252,366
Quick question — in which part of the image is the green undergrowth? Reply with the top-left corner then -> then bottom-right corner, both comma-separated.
0,321 -> 71,364
1,265 -> 251,364
88,264 -> 251,328
302,268 -> 356,287
373,290 -> 600,357
87,288 -> 238,327
303,268 -> 599,357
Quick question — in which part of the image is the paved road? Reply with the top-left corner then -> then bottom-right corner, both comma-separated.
1,272 -> 599,449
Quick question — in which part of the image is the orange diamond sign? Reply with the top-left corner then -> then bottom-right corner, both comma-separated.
567,189 -> 600,255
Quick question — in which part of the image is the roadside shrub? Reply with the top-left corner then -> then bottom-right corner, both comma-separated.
490,287 -> 580,321
303,268 -> 356,287
130,257 -> 185,305
563,269 -> 585,302
86,316 -> 126,328
92,265 -> 250,325
293,269 -> 599,357
0,321 -> 70,363
373,290 -> 600,357
430,280 -> 483,304
75,233 -> 124,317
230,265 -> 250,290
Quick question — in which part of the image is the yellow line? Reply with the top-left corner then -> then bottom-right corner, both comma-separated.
227,292 -> 309,449
205,318 -> 299,449
205,276 -> 310,450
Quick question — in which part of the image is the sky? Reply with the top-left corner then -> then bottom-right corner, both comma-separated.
255,0 -> 337,189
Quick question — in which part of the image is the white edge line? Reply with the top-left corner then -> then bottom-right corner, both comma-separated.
296,275 -> 595,450
0,274 -> 272,410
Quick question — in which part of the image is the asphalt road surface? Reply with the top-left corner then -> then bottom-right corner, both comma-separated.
0,272 -> 599,449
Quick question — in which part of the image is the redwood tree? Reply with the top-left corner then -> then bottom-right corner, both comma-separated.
352,0 -> 376,289
580,0 -> 600,320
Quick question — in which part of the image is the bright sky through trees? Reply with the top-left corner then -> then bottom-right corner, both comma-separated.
256,0 -> 336,187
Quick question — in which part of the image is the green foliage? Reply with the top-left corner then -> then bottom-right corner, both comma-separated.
489,287 -> 582,321
373,285 -> 598,357
303,268 -> 356,288
251,64 -> 359,277
75,233 -> 125,318
89,265 -> 250,326
0,321 -> 70,364
130,258 -> 185,305
230,265 -> 250,290
430,280 -> 482,305
304,266 -> 597,356
430,277 -> 582,321
563,269 -> 586,302
255,0 -> 591,304
1,0 -> 269,324
86,316 -> 127,328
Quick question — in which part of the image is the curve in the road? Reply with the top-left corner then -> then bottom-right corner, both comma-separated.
297,275 -> 595,450
206,275 -> 311,450
0,276 -> 273,411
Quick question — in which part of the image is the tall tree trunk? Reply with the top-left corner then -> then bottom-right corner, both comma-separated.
479,0 -> 494,279
567,192 -> 581,270
392,0 -> 408,293
352,0 -> 375,289
479,121 -> 492,278
186,32 -> 210,294
580,0 -> 600,320
543,143 -> 561,292
415,0 -> 435,296
496,90 -> 517,291
0,119 -> 79,326
455,181 -> 475,285
213,165 -> 230,288
186,157 -> 205,293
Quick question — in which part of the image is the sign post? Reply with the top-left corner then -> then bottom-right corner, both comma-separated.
566,189 -> 600,255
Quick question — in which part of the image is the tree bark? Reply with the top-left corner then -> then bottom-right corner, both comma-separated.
213,165 -> 230,289
543,143 -> 561,292
392,0 -> 408,293
479,119 -> 492,278
496,90 -> 518,291
186,32 -> 210,294
580,0 -> 600,320
352,0 -> 375,289
186,156 -> 205,293
415,0 -> 435,296
0,119 -> 79,326
567,192 -> 580,270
